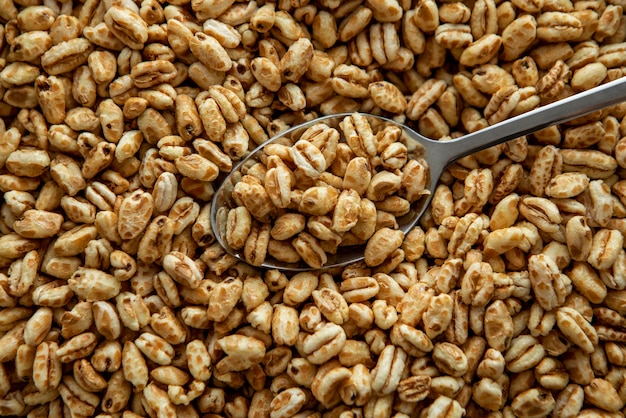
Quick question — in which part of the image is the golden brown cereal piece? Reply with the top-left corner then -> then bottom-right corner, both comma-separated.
366,0 -> 403,22
369,81 -> 408,114
216,334 -> 265,372
367,171 -> 402,202
528,254 -> 568,311
244,223 -> 271,267
232,175 -> 277,223
435,23 -> 473,49
406,79 -> 447,121
519,196 -> 562,234
537,12 -> 583,42
226,207 -> 252,250
12,210 -> 63,239
583,378 -> 624,412
32,341 -> 61,392
163,251 -> 203,289
598,43 -> 626,68
309,359 -> 351,407
34,76 -> 65,125
338,6 -> 373,43
290,140 -> 327,179
299,186 -> 339,216
83,22 -> 126,51
470,0 -> 498,38
176,154 -> 219,182
270,387 -> 307,418
250,57 -> 281,92
414,0 -> 440,33
529,145 -> 563,196
10,30 -> 51,63
332,189 -> 361,232
292,232 -> 327,269
370,344 -> 407,395
203,18 -> 240,48
545,172 -> 590,198
104,6 -> 149,50
571,62 -> 607,92
537,59 -> 570,99
131,60 -> 177,89
331,64 -> 370,98
561,149 -> 617,179
41,38 -> 93,75
501,15 -> 537,61
349,198 -> 377,242
249,3 -> 275,33
365,228 -> 404,267
270,213 -> 306,241
343,157 -> 372,197
97,99 -> 124,144
484,85 -> 521,124
271,303 -> 299,347
73,358 -> 107,392
460,34 -> 502,67
447,213 -> 483,258
189,32 -> 232,72
512,56 -> 539,88
303,125 -> 340,168
302,322 -> 347,365
400,9 -> 425,56
56,332 -> 98,363
433,342 -> 469,377
587,228 -> 623,270
556,306 -> 598,353
279,38 -> 314,83
454,73 -> 489,109
472,64 -> 516,94
59,374 -> 100,416
440,2 -> 471,23
68,268 -> 121,301
340,113 -> 377,158
464,168 -> 494,207
143,382 -> 175,416
117,190 -> 154,241
401,160 -> 430,203
511,388 -> 556,418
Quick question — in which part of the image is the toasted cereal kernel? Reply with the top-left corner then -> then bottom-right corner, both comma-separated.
501,15 -> 537,62
68,268 -> 121,301
368,81 -> 408,114
587,229 -> 623,270
0,0 -> 625,414
117,190 -> 154,241
104,6 -> 148,50
364,228 -> 404,267
536,12 -> 583,43
292,232 -> 327,269
459,34 -> 502,67
406,79 -> 447,121
13,210 -> 63,239
41,38 -> 93,75
511,388 -> 556,418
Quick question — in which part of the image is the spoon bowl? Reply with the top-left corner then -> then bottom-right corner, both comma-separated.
212,113 -> 433,271
211,77 -> 626,271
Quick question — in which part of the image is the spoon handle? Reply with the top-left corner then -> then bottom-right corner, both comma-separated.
422,76 -> 626,170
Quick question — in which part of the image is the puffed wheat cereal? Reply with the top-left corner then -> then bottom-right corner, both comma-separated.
0,0 -> 626,417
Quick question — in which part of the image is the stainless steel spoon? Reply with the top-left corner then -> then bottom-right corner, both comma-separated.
211,76 -> 626,271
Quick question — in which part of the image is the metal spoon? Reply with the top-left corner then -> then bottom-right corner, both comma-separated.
211,76 -> 626,271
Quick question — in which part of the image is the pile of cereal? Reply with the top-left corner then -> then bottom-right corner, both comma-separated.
224,112 -> 430,268
1,0 -> 626,417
